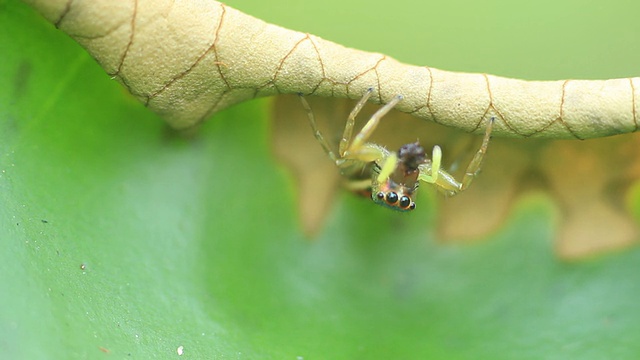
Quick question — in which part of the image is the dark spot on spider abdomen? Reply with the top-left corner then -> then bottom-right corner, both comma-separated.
397,142 -> 426,171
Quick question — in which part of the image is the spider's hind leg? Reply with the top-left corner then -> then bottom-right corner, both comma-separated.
459,117 -> 494,191
420,117 -> 494,195
298,94 -> 338,163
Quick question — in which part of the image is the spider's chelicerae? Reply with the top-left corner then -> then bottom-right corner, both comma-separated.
298,88 -> 494,211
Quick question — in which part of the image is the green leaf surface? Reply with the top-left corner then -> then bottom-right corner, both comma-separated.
2,0 -> 640,359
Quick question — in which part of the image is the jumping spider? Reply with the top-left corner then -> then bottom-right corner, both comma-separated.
298,88 -> 493,211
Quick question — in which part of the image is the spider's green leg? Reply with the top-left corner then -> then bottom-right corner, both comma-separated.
339,88 -> 373,157
347,144 -> 386,164
418,146 -> 442,184
459,117 -> 494,191
299,94 -> 337,163
346,94 -> 404,156
424,117 -> 494,195
376,152 -> 398,183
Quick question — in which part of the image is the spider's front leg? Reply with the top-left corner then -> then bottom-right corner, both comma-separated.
299,89 -> 403,166
419,117 -> 494,196
342,92 -> 404,162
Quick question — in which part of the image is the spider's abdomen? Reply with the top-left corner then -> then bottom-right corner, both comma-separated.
398,142 -> 427,172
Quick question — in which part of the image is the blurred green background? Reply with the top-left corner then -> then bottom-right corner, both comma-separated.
1,0 -> 640,358
229,0 -> 640,80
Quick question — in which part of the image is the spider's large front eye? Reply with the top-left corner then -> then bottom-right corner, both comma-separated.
399,195 -> 411,209
386,192 -> 398,204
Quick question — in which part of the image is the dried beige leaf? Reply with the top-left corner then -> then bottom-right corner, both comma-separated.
24,0 -> 640,139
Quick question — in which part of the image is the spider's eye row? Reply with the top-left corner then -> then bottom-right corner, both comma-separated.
377,191 -> 415,210
399,196 -> 411,209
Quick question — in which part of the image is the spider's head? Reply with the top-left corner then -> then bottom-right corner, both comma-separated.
372,184 -> 417,211
371,142 -> 427,212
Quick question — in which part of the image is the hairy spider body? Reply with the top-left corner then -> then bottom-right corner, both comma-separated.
299,88 -> 493,211
370,142 -> 426,210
